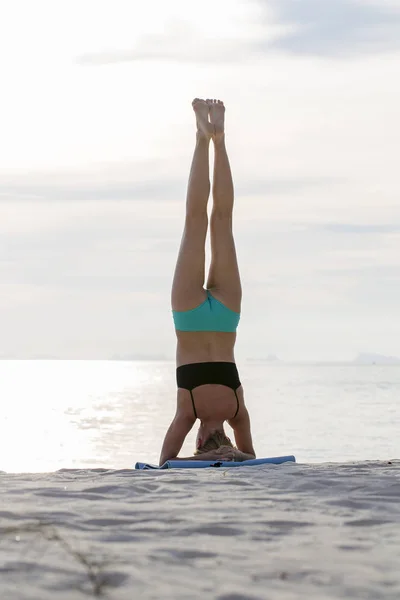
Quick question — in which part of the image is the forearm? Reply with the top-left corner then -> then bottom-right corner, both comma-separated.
167,455 -> 210,462
158,415 -> 196,466
160,452 -> 219,465
235,450 -> 256,461
159,454 -> 205,465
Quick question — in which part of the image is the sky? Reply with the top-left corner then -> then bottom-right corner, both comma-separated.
1,0 -> 400,361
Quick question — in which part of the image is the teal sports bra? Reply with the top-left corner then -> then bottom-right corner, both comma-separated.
172,291 -> 240,333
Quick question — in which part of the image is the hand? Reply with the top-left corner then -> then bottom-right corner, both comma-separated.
209,446 -> 237,461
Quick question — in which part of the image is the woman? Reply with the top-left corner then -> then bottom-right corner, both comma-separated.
159,98 -> 256,465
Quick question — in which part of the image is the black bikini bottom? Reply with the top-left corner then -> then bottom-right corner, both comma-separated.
176,361 -> 241,419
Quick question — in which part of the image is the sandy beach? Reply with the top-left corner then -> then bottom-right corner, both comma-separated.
1,460 -> 400,599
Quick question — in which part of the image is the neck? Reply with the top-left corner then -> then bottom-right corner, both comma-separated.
200,420 -> 224,431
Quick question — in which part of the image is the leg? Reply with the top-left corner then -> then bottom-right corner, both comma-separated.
171,99 -> 213,311
206,100 -> 242,312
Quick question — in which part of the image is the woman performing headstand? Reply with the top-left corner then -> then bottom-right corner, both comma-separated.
159,98 -> 256,465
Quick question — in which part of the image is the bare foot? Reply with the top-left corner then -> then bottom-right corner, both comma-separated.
207,99 -> 225,142
192,98 -> 213,139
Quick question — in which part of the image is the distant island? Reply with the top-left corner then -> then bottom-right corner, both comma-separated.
109,353 -> 173,361
352,353 -> 400,365
244,353 -> 400,365
246,354 -> 281,363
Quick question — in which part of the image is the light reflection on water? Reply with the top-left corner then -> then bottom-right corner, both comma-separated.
0,360 -> 399,472
0,361 -> 172,473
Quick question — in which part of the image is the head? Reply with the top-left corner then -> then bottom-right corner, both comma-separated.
194,425 -> 234,455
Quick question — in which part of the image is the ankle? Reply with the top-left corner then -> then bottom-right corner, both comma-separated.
196,130 -> 211,143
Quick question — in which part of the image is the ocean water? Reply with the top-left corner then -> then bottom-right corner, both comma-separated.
1,361 -> 400,600
0,360 -> 399,472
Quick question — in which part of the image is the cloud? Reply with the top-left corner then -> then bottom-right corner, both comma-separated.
1,272 -> 170,294
236,176 -> 342,196
0,179 -> 184,202
0,162 -> 340,203
319,265 -> 400,277
323,223 -> 400,234
75,1 -> 400,67
0,160 -> 184,202
76,22 -> 250,66
264,0 -> 400,57
0,164 -> 170,205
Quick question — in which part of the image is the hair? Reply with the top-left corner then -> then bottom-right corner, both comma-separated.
194,430 -> 234,455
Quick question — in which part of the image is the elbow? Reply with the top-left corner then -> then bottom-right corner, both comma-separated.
244,453 -> 256,461
159,454 -> 175,466
243,451 -> 256,461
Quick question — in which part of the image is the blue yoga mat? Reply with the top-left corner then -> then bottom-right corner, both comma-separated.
135,455 -> 296,470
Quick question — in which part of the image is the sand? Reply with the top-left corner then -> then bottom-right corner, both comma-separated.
1,461 -> 400,599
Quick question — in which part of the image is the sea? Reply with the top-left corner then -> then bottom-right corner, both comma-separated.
1,360 -> 398,472
0,361 -> 399,599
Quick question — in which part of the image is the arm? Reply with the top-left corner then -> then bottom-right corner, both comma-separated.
228,406 -> 256,461
159,414 -> 238,465
159,413 -> 196,466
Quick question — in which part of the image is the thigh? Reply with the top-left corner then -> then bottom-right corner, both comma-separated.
206,215 -> 242,312
171,215 -> 208,311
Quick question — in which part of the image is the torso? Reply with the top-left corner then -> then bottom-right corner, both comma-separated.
175,330 -> 243,420
175,330 -> 237,367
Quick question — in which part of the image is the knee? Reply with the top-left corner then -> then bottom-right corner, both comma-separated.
185,212 -> 208,225
210,210 -> 233,227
